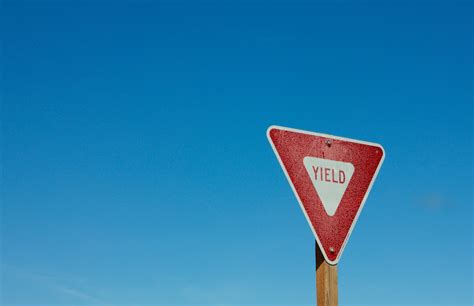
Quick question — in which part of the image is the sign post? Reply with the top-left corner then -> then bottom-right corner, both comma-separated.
267,125 -> 385,306
316,242 -> 337,306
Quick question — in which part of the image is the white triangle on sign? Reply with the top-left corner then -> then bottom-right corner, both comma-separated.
303,157 -> 354,216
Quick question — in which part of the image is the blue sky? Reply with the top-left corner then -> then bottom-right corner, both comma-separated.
1,0 -> 472,305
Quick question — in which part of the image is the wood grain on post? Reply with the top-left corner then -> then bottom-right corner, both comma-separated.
316,242 -> 338,306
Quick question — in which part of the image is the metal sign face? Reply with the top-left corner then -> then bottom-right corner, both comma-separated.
267,125 -> 385,265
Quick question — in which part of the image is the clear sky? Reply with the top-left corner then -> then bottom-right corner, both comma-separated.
1,0 -> 472,305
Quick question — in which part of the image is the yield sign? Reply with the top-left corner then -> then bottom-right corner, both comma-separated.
267,126 -> 385,265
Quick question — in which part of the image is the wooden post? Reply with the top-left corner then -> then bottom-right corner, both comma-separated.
316,242 -> 338,306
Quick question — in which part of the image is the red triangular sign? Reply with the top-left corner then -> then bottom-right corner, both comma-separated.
267,126 -> 385,265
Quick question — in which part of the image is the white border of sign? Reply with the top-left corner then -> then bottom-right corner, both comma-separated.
266,125 -> 385,265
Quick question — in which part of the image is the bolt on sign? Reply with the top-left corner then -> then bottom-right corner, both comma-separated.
267,126 -> 385,265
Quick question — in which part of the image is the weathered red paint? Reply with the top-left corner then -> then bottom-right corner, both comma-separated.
268,126 -> 384,264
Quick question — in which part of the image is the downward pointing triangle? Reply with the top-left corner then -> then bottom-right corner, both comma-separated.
267,126 -> 385,264
303,157 -> 354,216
